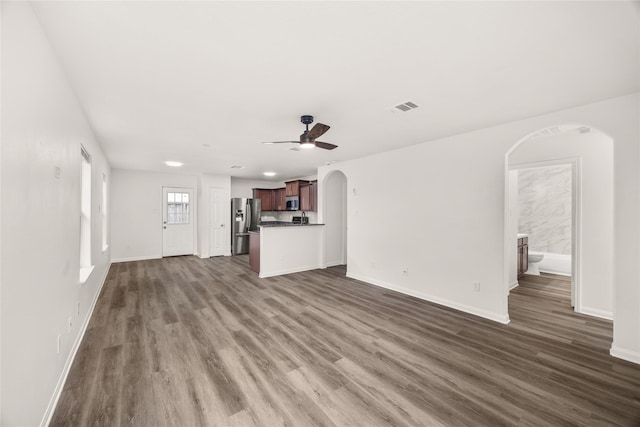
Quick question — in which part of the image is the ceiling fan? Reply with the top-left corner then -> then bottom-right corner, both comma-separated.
262,115 -> 337,150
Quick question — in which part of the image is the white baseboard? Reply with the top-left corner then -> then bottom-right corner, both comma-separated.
259,264 -> 324,278
111,255 -> 160,263
579,306 -> 613,321
41,263 -> 111,427
346,272 -> 510,325
610,345 -> 640,365
509,281 -> 519,290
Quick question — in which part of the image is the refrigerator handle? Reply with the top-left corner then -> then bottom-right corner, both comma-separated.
245,201 -> 251,232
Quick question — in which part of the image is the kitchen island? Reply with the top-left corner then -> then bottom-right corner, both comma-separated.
249,222 -> 325,278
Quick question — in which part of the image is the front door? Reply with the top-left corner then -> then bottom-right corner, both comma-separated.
209,187 -> 226,256
162,187 -> 194,257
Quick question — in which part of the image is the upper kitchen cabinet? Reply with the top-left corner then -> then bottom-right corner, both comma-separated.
310,180 -> 317,211
252,188 -> 274,211
285,180 -> 308,197
299,180 -> 317,212
274,188 -> 286,211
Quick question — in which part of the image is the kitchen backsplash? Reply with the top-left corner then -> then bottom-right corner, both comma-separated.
262,211 -> 318,223
518,164 -> 572,254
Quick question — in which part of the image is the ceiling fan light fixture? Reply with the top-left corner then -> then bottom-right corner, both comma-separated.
300,141 -> 315,149
262,115 -> 336,151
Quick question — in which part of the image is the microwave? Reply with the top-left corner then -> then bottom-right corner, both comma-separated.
285,196 -> 299,211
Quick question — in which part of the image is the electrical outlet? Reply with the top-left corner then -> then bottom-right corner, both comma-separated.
473,282 -> 481,292
402,267 -> 409,277
57,335 -> 61,354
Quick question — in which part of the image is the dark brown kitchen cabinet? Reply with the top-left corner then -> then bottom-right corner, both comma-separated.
300,183 -> 311,211
285,180 -> 308,197
285,181 -> 298,197
249,231 -> 260,274
309,180 -> 317,212
274,188 -> 286,211
299,180 -> 317,212
517,237 -> 528,276
252,188 -> 274,212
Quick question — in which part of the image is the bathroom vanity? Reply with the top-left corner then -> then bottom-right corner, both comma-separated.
517,234 -> 529,276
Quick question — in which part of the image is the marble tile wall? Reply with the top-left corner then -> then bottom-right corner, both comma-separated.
518,164 -> 572,254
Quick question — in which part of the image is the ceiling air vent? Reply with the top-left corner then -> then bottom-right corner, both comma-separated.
388,100 -> 419,113
230,165 -> 245,169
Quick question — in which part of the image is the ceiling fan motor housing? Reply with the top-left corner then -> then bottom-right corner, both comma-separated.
300,115 -> 314,125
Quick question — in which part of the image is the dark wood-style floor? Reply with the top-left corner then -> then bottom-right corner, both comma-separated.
51,256 -> 640,426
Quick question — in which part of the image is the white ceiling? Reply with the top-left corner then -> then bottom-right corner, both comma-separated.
31,1 -> 639,181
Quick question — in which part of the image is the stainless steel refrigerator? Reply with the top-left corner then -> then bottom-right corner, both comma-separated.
231,198 -> 261,255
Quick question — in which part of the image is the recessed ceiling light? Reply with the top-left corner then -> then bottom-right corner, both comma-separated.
202,143 -> 211,147
263,171 -> 277,177
164,161 -> 183,167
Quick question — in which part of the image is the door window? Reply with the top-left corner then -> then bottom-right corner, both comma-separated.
167,192 -> 190,224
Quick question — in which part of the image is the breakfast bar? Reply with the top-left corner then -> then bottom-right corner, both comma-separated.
249,223 -> 325,278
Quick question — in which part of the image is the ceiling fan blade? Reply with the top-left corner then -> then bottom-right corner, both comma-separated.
262,141 -> 299,145
314,141 -> 338,150
307,123 -> 330,140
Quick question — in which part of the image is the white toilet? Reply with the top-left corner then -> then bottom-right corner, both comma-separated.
527,251 -> 544,275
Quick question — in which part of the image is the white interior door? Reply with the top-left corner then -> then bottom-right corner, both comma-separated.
162,187 -> 194,257
209,187 -> 226,257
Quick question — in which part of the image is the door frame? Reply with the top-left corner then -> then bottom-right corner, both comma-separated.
162,186 -> 195,257
506,157 -> 582,312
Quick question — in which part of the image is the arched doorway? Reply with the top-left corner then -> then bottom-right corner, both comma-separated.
504,124 -> 614,321
323,170 -> 347,268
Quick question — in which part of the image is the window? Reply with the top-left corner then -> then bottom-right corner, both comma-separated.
166,192 -> 190,224
79,146 -> 93,283
101,173 -> 108,251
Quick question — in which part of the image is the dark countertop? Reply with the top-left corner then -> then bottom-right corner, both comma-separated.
258,222 -> 325,228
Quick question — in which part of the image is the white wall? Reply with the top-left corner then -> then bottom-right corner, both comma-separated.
1,3 -> 112,425
111,169 -> 198,261
1,3 -> 4,422
510,131 -> 613,318
318,93 -> 640,364
231,177 -> 283,199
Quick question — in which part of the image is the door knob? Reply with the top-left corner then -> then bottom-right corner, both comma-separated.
221,224 -> 224,227
163,226 -> 167,229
